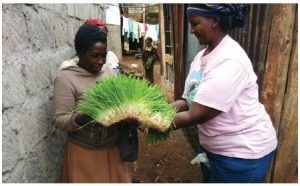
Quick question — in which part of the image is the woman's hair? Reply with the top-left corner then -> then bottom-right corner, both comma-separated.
74,24 -> 107,54
187,4 -> 248,32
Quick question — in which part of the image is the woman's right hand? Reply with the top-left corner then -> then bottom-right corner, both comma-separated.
75,113 -> 94,126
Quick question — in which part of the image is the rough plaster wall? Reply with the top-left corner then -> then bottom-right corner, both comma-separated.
2,3 -> 120,183
107,25 -> 122,59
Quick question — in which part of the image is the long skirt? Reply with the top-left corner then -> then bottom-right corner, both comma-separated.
60,138 -> 132,183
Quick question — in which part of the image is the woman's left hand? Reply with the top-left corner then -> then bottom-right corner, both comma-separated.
116,117 -> 140,130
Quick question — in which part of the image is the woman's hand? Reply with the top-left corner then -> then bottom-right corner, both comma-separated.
116,117 -> 141,130
170,99 -> 188,112
75,113 -> 94,126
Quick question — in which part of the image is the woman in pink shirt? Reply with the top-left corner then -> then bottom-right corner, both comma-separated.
170,4 -> 277,183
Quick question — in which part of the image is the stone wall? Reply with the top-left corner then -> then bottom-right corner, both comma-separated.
2,3 -> 121,183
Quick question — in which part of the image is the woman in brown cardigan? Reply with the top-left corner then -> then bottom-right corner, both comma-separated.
52,24 -> 132,183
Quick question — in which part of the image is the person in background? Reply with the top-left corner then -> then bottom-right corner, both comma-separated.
53,24 -> 132,183
58,19 -> 120,74
169,4 -> 277,183
141,37 -> 159,84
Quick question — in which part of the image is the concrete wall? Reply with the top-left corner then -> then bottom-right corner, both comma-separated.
160,77 -> 175,103
2,3 -> 121,183
107,24 -> 122,59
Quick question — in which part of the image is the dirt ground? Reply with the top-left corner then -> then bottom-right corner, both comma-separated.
120,56 -> 202,183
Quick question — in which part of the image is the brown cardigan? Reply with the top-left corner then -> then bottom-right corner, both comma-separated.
52,65 -> 119,149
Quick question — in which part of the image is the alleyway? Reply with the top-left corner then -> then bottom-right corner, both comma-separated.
119,55 -> 161,85
120,56 -> 202,183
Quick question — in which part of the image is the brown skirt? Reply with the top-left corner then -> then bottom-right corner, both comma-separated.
60,138 -> 133,183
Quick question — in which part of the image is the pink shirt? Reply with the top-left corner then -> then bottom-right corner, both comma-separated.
183,35 -> 277,159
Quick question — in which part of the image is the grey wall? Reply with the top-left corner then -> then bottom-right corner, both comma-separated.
107,24 -> 122,59
2,3 -> 121,183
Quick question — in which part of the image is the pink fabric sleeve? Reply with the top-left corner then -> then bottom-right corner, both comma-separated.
194,59 -> 249,112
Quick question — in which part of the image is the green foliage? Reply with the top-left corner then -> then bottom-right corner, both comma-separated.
74,75 -> 177,143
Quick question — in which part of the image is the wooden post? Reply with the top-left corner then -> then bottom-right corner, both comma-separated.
255,4 -> 273,96
270,5 -> 298,183
172,4 -> 185,100
261,4 -> 297,183
158,4 -> 166,76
